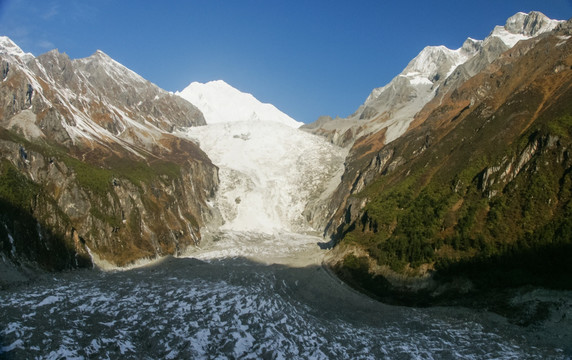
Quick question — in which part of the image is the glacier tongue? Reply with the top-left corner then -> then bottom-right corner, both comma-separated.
184,120 -> 345,236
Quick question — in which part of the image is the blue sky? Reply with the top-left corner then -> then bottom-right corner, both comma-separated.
0,1 -> 570,123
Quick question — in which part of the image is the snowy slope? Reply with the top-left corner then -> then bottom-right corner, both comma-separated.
0,36 -> 34,62
397,41 -> 480,89
0,37 -> 205,153
177,80 -> 303,128
359,38 -> 483,144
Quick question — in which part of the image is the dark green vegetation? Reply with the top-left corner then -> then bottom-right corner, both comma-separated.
0,158 -> 92,271
338,110 -> 572,293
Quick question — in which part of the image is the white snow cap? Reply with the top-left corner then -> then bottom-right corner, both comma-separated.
489,11 -> 563,47
177,80 -> 303,128
0,36 -> 34,61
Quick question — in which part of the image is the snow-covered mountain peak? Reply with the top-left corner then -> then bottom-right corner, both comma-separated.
0,36 -> 34,62
404,46 -> 451,71
460,37 -> 483,54
489,11 -> 563,47
401,44 -> 475,82
177,80 -> 303,128
370,40 -> 480,95
77,49 -> 148,86
305,11 -> 565,149
92,49 -> 113,60
0,37 -> 205,153
505,11 -> 562,36
396,11 -> 561,87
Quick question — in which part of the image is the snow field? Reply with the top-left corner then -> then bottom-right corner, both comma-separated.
177,80 -> 303,128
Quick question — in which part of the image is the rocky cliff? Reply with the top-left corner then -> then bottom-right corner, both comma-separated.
0,38 -> 219,275
324,18 -> 572,302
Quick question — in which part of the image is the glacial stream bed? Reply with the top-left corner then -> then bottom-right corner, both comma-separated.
1,233 -> 570,359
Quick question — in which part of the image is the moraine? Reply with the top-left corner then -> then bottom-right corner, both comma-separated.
0,241 -> 565,359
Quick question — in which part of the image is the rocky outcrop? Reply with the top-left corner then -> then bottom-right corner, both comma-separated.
477,135 -> 563,198
0,138 -> 218,268
0,38 -> 219,272
300,116 -> 360,147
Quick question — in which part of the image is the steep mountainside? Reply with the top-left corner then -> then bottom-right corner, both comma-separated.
0,38 -> 219,274
325,19 -> 572,305
177,80 -> 303,128
302,12 -> 563,148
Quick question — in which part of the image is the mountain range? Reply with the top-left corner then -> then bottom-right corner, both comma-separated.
1,9 -> 571,315
0,37 -> 218,272
0,35 -> 331,276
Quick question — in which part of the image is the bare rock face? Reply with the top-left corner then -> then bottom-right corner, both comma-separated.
503,11 -> 561,37
0,37 -> 218,272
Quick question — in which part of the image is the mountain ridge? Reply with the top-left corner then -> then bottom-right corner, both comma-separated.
302,11 -> 564,147
322,16 -> 572,317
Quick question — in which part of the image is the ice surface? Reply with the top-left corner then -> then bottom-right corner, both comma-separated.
37,295 -> 60,307
1,339 -> 24,352
182,120 -> 345,236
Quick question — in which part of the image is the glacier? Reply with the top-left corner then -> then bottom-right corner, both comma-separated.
182,120 -> 345,235
2,257 -> 561,359
179,121 -> 346,262
175,79 -> 347,262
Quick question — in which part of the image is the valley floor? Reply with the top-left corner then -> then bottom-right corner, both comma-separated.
1,232 -> 570,359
